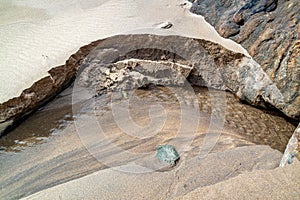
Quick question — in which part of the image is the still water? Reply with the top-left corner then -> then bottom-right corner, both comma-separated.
0,85 -> 296,153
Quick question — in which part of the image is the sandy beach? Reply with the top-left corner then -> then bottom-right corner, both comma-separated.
1,0 -> 299,199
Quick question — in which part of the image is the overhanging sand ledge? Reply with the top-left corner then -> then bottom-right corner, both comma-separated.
0,0 -> 299,199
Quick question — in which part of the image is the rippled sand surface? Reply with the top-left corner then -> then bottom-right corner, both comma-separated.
0,86 -> 296,199
1,86 -> 295,152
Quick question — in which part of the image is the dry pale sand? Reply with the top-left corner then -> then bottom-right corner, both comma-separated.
0,0 -> 249,103
179,161 -> 300,200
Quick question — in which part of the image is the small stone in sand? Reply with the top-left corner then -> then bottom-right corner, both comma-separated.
156,144 -> 180,167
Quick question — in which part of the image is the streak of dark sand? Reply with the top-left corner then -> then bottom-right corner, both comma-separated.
0,86 -> 296,152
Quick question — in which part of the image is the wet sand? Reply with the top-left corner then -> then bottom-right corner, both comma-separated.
0,86 -> 296,199
0,1 -> 298,198
0,86 -> 295,152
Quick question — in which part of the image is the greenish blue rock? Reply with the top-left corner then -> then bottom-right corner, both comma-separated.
156,144 -> 180,167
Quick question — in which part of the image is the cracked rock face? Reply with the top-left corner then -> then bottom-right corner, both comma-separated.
0,34 -> 297,135
190,0 -> 300,119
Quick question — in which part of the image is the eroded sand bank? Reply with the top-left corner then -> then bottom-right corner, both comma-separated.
0,0 -> 248,103
1,0 -> 299,199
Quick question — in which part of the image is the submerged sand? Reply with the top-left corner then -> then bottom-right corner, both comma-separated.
0,86 -> 297,199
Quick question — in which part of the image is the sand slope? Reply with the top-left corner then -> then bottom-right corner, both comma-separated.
0,0 -> 248,103
20,145 -> 288,200
179,162 -> 300,200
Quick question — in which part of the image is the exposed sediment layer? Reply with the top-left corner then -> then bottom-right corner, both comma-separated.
0,40 -> 102,135
0,34 -> 297,136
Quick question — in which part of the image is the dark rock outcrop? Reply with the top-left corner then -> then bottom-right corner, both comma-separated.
189,0 -> 300,119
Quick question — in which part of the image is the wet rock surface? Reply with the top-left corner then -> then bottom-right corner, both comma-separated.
189,0 -> 300,119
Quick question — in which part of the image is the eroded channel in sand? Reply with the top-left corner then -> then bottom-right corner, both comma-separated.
0,85 -> 295,153
0,84 -> 296,199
